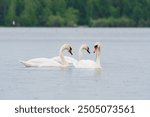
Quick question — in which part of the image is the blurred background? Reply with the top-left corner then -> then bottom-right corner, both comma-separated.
0,0 -> 150,27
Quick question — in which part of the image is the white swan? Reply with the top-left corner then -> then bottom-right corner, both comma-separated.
51,44 -> 90,64
20,44 -> 73,67
73,42 -> 102,68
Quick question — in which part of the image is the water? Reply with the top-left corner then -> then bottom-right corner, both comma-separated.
0,27 -> 150,100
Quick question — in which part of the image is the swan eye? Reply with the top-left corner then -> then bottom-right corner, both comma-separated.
94,45 -> 98,48
70,47 -> 72,51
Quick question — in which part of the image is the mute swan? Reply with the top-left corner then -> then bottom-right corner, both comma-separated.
20,44 -> 73,67
73,42 -> 102,68
51,44 -> 90,64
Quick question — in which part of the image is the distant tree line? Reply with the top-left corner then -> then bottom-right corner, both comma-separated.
0,0 -> 150,27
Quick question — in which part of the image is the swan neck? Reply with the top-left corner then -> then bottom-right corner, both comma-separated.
95,48 -> 101,66
79,47 -> 83,60
59,47 -> 67,65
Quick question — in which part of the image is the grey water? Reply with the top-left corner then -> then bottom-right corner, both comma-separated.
0,27 -> 150,100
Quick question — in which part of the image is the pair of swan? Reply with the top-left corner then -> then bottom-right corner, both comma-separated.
20,42 -> 102,68
74,42 -> 101,68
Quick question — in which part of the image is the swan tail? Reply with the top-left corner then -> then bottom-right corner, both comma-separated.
19,60 -> 31,67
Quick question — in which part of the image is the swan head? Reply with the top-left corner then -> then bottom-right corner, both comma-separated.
62,44 -> 73,55
93,42 -> 101,53
81,44 -> 90,54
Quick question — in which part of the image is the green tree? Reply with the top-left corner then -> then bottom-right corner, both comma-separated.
5,0 -> 17,26
1,0 -> 150,27
132,3 -> 143,25
36,0 -> 52,26
51,0 -> 66,15
66,0 -> 88,25
0,0 -> 8,25
47,15 -> 65,26
20,0 -> 38,26
64,8 -> 78,26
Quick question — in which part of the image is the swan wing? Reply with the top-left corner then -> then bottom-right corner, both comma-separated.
64,56 -> 78,64
20,58 -> 60,67
26,58 -> 50,63
20,58 -> 49,67
20,58 -> 63,67
38,59 -> 63,67
51,56 -> 78,64
50,56 -> 61,64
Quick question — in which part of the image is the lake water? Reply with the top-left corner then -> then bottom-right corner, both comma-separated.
0,27 -> 150,100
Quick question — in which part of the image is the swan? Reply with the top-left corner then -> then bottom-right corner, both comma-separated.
51,44 -> 90,64
73,42 -> 102,68
20,44 -> 73,67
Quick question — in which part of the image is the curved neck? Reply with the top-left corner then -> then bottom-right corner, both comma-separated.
59,47 -> 67,65
78,46 -> 83,60
95,47 -> 101,67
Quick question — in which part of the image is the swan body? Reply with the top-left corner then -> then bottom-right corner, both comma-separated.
51,56 -> 78,64
20,44 -> 73,67
73,60 -> 98,68
73,42 -> 102,69
20,58 -> 62,67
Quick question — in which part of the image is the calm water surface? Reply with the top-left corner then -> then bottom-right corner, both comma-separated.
0,28 -> 150,99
